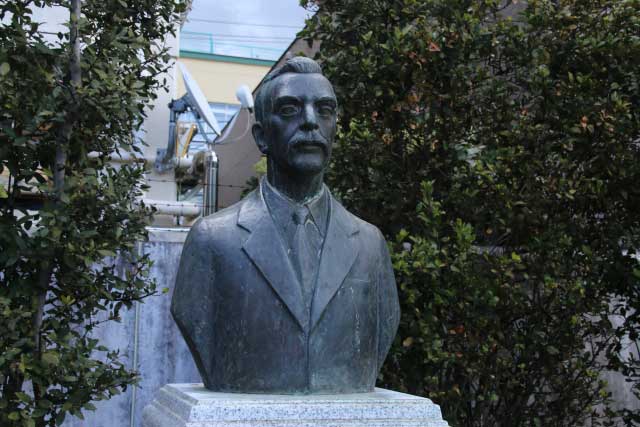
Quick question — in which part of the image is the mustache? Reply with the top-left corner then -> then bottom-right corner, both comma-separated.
289,132 -> 329,150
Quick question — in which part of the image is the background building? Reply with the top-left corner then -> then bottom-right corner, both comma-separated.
172,43 -> 274,211
145,1 -> 309,224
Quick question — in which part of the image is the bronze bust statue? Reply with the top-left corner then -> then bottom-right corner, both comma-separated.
171,57 -> 400,394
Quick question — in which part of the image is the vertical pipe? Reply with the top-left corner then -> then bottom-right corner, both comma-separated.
129,300 -> 141,427
209,34 -> 214,54
130,242 -> 142,427
203,150 -> 218,216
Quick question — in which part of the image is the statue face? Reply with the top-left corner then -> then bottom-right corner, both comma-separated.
255,73 -> 337,176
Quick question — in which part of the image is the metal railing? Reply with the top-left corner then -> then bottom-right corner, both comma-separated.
180,30 -> 285,61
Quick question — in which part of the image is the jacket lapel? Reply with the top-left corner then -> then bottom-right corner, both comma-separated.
310,195 -> 360,331
238,189 -> 307,331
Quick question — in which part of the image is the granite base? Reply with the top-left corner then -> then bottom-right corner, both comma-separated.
142,383 -> 449,427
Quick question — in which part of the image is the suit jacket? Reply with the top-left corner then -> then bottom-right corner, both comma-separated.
171,184 -> 400,394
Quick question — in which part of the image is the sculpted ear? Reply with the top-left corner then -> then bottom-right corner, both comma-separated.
252,122 -> 268,155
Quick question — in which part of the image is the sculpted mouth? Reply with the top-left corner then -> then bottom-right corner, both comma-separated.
295,139 -> 324,146
293,140 -> 327,152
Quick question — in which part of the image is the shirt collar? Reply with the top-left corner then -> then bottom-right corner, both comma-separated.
261,177 -> 329,237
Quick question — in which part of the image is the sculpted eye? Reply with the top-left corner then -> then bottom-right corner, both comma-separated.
279,104 -> 299,116
318,105 -> 336,116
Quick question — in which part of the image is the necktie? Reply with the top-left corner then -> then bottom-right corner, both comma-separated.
291,206 -> 323,307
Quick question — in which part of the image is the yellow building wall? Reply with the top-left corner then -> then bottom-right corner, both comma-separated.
176,56 -> 270,104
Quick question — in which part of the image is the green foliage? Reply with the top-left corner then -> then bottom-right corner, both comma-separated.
0,1 -> 185,425
242,157 -> 266,198
301,0 -> 640,425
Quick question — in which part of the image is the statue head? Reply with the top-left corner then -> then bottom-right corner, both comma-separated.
252,57 -> 337,179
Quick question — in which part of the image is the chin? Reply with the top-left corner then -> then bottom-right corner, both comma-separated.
289,154 -> 328,176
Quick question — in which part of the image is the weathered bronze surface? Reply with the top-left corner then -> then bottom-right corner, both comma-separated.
171,57 -> 400,394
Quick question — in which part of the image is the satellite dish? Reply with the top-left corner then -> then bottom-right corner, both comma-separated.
179,62 -> 221,136
235,84 -> 254,111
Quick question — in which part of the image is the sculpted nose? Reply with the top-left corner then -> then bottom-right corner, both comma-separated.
300,104 -> 319,131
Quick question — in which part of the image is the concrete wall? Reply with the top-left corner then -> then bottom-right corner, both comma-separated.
63,228 -> 200,427
602,311 -> 640,422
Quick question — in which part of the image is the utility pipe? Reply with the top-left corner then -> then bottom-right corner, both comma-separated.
140,199 -> 201,218
87,151 -> 194,170
202,150 -> 218,216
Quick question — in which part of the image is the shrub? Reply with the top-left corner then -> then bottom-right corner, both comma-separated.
0,1 -> 185,425
301,0 -> 640,425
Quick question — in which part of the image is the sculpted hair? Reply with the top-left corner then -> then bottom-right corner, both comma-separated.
254,56 -> 324,124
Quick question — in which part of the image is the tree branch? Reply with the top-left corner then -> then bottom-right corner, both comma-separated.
32,1 -> 82,420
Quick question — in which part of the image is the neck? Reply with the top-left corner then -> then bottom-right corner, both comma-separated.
266,161 -> 324,204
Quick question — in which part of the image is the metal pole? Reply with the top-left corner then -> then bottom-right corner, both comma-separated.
129,242 -> 142,427
129,299 -> 141,427
203,149 -> 218,216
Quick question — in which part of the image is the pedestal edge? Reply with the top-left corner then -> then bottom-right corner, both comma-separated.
142,383 -> 449,427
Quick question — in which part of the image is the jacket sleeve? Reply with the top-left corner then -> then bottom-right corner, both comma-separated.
376,229 -> 401,372
171,218 -> 216,387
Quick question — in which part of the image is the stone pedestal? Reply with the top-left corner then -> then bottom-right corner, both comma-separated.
142,383 -> 449,427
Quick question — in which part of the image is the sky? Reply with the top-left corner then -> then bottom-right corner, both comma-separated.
181,0 -> 313,60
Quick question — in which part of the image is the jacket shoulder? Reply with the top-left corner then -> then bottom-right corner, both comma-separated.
185,194 -> 249,245
198,198 -> 243,228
